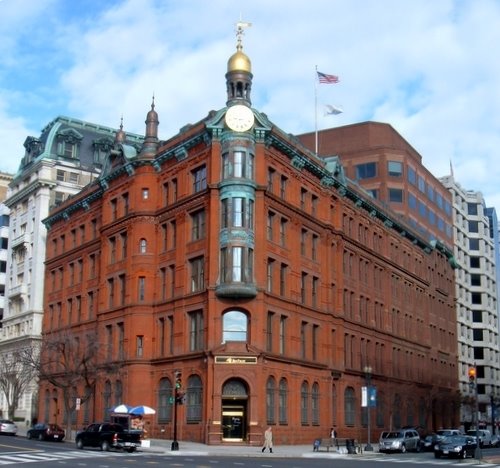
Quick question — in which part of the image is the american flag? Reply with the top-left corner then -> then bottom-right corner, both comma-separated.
317,71 -> 340,84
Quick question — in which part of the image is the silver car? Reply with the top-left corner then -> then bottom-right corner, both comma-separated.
379,429 -> 421,453
0,419 -> 18,436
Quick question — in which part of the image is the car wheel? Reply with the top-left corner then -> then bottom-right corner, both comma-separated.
401,444 -> 406,453
415,443 -> 421,453
461,450 -> 467,459
38,434 -> 44,441
101,440 -> 110,451
27,432 -> 33,440
76,439 -> 84,450
127,448 -> 136,453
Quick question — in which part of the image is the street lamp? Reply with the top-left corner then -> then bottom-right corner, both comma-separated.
468,366 -> 481,460
171,370 -> 182,451
364,365 -> 374,452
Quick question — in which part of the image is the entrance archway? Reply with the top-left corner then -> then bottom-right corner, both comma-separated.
221,378 -> 248,441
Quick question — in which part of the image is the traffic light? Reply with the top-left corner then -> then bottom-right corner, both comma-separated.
468,367 -> 476,383
175,370 -> 182,390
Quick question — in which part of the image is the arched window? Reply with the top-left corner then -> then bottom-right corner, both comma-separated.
344,387 -> 356,426
393,394 -> 401,428
301,381 -> 309,425
103,381 -> 112,421
186,375 -> 203,422
311,382 -> 320,425
376,391 -> 385,428
266,376 -> 276,424
406,398 -> 414,427
140,238 -> 147,253
158,378 -> 173,423
115,380 -> 123,406
44,389 -> 50,423
418,397 -> 426,428
279,378 -> 288,424
222,310 -> 248,342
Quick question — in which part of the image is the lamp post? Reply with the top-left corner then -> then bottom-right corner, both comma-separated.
364,365 -> 374,452
171,370 -> 182,451
468,365 -> 481,460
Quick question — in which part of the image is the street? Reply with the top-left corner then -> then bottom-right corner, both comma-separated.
2,435 -> 500,467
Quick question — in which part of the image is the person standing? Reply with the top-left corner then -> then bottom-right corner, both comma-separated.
330,427 -> 337,450
262,426 -> 273,453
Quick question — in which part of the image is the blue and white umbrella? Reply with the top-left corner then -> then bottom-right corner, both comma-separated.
129,405 -> 156,415
111,404 -> 132,413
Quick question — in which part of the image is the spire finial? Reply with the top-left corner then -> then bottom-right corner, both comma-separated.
235,17 -> 252,51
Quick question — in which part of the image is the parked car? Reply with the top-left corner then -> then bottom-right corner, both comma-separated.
422,433 -> 439,451
27,423 -> 65,441
75,423 -> 142,453
0,420 -> 18,436
435,428 -> 462,441
379,429 -> 421,453
434,435 -> 477,459
465,429 -> 492,447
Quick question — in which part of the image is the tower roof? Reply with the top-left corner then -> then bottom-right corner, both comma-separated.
227,21 -> 252,73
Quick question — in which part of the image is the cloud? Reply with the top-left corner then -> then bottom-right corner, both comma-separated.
0,0 -> 499,215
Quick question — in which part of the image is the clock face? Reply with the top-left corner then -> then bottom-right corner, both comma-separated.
225,105 -> 255,132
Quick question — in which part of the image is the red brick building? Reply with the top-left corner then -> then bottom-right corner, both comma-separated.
39,29 -> 458,445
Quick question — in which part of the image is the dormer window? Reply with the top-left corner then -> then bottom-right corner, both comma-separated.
56,128 -> 83,159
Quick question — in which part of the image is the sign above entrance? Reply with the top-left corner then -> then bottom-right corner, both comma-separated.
215,356 -> 257,364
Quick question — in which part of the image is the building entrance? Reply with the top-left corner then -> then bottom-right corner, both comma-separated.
221,378 -> 249,441
222,402 -> 246,440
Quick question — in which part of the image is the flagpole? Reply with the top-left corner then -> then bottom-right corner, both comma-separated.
315,65 -> 318,155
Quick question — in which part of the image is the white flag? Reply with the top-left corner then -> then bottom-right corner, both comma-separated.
325,104 -> 343,115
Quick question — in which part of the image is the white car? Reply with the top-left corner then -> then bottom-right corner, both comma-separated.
0,419 -> 18,436
466,429 -> 492,448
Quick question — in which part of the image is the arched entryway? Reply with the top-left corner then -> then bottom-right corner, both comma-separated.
221,378 -> 249,441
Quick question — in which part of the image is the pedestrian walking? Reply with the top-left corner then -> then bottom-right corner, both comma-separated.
262,426 -> 273,453
330,427 -> 337,451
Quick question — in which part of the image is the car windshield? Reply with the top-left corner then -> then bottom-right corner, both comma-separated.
444,435 -> 466,444
384,431 -> 403,438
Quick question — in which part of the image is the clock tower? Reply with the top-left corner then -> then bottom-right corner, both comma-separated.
216,22 -> 257,298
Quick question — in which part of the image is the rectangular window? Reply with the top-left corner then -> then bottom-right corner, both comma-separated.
111,199 -> 117,220
300,188 -> 307,210
192,165 -> 207,192
109,236 -> 116,263
136,335 -> 144,357
119,274 -> 126,305
280,175 -> 287,199
312,276 -> 319,307
106,325 -> 113,360
108,278 -> 114,308
279,315 -> 287,355
355,162 -> 376,179
122,193 -> 129,215
138,276 -> 146,302
159,317 -> 166,356
267,212 -> 275,241
300,322 -> 307,359
279,263 -> 287,296
301,229 -> 307,255
190,256 -> 205,292
387,161 -> 403,177
312,324 -> 319,361
267,258 -> 275,292
280,218 -> 287,246
388,188 -> 403,203
311,194 -> 318,216
468,203 -> 478,216
189,310 -> 204,351
469,221 -> 479,233
191,209 -> 206,240
469,238 -> 480,250
312,234 -> 318,260
118,322 -> 124,360
301,272 -> 307,304
120,232 -> 127,259
160,267 -> 167,301
266,312 -> 274,352
267,168 -> 275,192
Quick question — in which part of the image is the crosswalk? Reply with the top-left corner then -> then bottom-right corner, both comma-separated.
0,450 -> 123,465
345,454 -> 500,467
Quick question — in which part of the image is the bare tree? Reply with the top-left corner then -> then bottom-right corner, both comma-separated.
22,328 -> 120,436
0,349 -> 38,420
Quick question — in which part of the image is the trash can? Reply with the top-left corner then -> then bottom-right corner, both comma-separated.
346,439 -> 356,454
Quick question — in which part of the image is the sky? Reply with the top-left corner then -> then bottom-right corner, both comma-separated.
1,0 -> 500,213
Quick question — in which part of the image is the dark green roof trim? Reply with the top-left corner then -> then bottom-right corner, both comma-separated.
154,133 -> 208,170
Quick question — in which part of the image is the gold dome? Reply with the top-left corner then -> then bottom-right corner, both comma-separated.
227,48 -> 251,73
